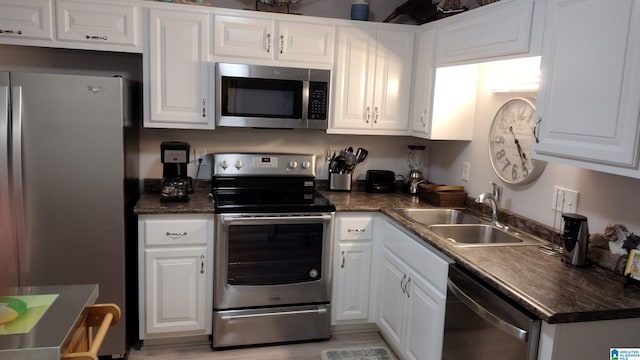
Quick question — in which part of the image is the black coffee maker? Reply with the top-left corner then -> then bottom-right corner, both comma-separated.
160,141 -> 192,202
562,213 -> 589,266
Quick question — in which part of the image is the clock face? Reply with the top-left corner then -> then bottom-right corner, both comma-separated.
489,98 -> 546,184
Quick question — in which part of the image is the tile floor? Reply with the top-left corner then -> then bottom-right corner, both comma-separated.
127,332 -> 396,360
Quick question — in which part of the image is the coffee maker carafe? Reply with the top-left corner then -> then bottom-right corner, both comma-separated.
160,141 -> 192,202
406,144 -> 426,194
562,213 -> 589,266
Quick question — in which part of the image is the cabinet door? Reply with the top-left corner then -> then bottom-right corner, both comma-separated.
213,15 -> 274,59
435,0 -> 534,65
277,21 -> 334,64
411,26 -> 437,138
533,0 -> 640,173
332,27 -> 377,130
147,9 -> 212,129
403,271 -> 446,360
372,29 -> 413,131
377,248 -> 407,351
145,247 -> 208,334
0,0 -> 53,41
56,0 -> 138,48
333,242 -> 372,322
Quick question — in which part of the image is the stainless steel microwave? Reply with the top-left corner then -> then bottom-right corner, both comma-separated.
215,63 -> 330,130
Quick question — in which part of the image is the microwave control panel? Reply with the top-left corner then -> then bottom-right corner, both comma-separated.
308,81 -> 328,120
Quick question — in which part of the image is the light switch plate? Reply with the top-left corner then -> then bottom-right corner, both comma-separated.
552,186 -> 579,213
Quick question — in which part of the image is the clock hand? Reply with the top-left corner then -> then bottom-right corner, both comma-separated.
508,126 -> 528,166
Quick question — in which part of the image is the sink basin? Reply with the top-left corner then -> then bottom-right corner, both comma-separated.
397,208 -> 482,226
428,224 -> 544,247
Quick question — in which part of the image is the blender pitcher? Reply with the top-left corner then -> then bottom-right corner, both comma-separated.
407,145 -> 426,193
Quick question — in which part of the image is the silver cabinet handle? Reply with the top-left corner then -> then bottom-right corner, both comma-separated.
166,231 -> 187,237
420,110 -> 426,127
400,274 -> 407,294
266,33 -> 271,53
200,255 -> 205,274
0,29 -> 23,35
365,106 -> 370,123
404,277 -> 411,298
533,117 -> 542,143
374,107 -> 379,123
279,34 -> 284,54
202,98 -> 206,117
340,251 -> 345,268
86,35 -> 108,40
347,228 -> 366,233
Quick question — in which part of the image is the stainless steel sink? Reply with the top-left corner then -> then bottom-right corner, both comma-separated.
396,208 -> 482,226
428,224 -> 544,247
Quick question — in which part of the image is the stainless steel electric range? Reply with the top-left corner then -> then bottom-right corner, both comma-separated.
210,153 -> 335,349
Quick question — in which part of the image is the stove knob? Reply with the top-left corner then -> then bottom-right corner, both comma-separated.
288,160 -> 298,169
301,161 -> 312,169
220,160 -> 229,170
235,160 -> 244,170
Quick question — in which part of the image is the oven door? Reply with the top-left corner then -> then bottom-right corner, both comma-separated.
214,213 -> 334,309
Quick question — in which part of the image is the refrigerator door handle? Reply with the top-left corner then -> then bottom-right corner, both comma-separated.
11,86 -> 27,273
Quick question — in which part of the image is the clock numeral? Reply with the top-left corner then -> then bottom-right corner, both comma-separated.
496,149 -> 506,160
522,164 -> 529,177
512,164 -> 519,180
494,135 -> 505,145
501,157 -> 512,173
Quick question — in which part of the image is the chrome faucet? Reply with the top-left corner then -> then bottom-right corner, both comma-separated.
490,181 -> 502,207
476,192 -> 499,224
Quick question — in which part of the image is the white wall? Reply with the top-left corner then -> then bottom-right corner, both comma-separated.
429,62 -> 640,235
140,127 -> 426,182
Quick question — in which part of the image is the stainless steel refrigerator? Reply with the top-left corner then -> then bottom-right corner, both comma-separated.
0,72 -> 139,357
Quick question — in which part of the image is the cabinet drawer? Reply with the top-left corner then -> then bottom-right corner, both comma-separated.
143,216 -> 209,246
56,0 -> 137,47
0,0 -> 53,41
336,216 -> 374,241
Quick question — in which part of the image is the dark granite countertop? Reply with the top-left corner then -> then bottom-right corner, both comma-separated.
134,182 -> 640,324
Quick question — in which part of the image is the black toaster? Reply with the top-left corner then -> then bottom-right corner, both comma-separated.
365,170 -> 396,193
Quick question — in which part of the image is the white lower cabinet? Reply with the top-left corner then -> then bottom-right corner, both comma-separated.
332,214 -> 375,324
138,214 -> 214,339
377,218 -> 449,360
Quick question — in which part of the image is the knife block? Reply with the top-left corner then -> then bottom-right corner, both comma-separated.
330,173 -> 352,191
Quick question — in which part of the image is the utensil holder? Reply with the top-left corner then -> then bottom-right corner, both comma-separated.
330,173 -> 352,191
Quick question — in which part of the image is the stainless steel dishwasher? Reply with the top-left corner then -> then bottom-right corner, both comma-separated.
442,265 -> 541,360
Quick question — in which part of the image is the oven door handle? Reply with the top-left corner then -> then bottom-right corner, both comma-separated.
220,214 -> 333,224
220,308 -> 327,320
447,277 -> 529,342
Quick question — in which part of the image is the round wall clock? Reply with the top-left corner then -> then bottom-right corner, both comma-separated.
488,97 -> 547,184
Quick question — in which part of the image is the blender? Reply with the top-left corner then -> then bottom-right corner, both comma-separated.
407,144 -> 426,194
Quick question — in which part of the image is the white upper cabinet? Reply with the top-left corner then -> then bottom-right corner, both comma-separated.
533,0 -> 640,178
56,0 -> 140,50
0,0 -> 53,41
435,0 -> 537,66
0,0 -> 141,52
410,25 -> 436,138
213,14 -> 334,65
146,8 -> 213,129
331,26 -> 414,135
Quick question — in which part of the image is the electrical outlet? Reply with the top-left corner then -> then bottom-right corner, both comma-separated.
551,186 -> 579,213
195,148 -> 208,166
461,162 -> 470,181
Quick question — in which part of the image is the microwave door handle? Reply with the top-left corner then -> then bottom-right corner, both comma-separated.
447,277 -> 529,342
301,80 -> 309,122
